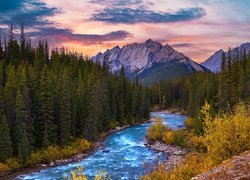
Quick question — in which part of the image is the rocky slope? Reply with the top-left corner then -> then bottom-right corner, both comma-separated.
202,42 -> 250,72
92,39 -> 208,85
193,151 -> 250,180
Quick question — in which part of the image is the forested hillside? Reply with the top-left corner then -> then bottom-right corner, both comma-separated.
0,25 -> 150,166
149,48 -> 250,133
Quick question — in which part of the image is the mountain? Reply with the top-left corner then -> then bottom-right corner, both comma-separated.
92,39 -> 208,85
202,42 -> 250,72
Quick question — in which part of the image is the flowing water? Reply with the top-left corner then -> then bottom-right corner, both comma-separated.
18,112 -> 186,180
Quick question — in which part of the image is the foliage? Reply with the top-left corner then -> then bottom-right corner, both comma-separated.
28,139 -> 90,166
163,129 -> 186,147
186,133 -> 206,153
184,117 -> 195,129
5,158 -> 20,169
0,163 -> 10,174
201,101 -> 250,164
147,118 -> 167,141
64,166 -> 110,180
0,115 -> 13,162
142,153 -> 213,180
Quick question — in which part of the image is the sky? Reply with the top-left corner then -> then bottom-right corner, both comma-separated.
0,0 -> 250,63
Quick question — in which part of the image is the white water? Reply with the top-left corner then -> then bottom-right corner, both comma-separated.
18,112 -> 186,180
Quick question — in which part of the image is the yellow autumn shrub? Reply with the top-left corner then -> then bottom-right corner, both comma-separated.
184,117 -> 195,129
5,158 -> 20,169
142,153 -> 213,180
28,139 -> 90,166
201,101 -> 250,164
0,163 -> 10,173
147,118 -> 167,141
163,129 -> 186,147
186,132 -> 206,152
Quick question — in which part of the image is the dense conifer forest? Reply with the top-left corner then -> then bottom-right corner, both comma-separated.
0,25 -> 150,165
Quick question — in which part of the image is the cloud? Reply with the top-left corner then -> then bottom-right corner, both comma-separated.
0,0 -> 58,26
28,27 -> 132,45
91,7 -> 206,24
89,0 -> 143,6
171,43 -> 193,48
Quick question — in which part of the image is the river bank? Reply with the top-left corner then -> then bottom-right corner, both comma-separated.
2,119 -> 152,180
146,141 -> 188,171
146,110 -> 189,171
3,111 -> 186,179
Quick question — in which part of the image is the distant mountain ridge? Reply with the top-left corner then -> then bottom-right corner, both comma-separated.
202,42 -> 250,72
92,39 -> 208,85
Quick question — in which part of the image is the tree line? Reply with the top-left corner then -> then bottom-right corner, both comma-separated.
0,25 -> 150,165
149,48 -> 250,134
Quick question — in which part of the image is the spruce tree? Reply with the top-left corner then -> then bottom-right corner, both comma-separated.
20,23 -> 25,61
15,89 -> 31,157
217,51 -> 227,108
0,36 -> 3,61
59,69 -> 72,146
18,126 -> 30,165
36,65 -> 56,147
0,115 -> 13,162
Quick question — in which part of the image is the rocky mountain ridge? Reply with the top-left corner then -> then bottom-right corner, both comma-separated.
92,39 -> 208,84
202,42 -> 250,72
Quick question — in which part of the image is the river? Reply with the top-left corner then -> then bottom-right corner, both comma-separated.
18,112 -> 186,180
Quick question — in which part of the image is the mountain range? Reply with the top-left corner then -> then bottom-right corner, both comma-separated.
201,43 -> 250,72
92,39 -> 208,85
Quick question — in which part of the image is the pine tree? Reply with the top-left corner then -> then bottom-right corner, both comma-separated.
42,123 -> 49,148
59,69 -> 72,146
118,65 -> 125,121
20,23 -> 25,61
3,66 -> 17,139
18,126 -> 30,165
217,51 -> 226,107
34,41 -> 46,78
0,115 -> 13,162
225,48 -> 233,105
36,65 -> 56,147
7,24 -> 19,65
0,36 -> 3,61
15,89 -> 31,157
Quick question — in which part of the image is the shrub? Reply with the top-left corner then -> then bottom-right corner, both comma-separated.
186,133 -> 206,152
142,153 -> 213,180
201,101 -> 250,164
163,130 -> 175,145
64,166 -> 109,180
5,158 -> 20,169
163,129 -> 186,147
0,163 -> 10,174
107,119 -> 119,130
147,118 -> 167,141
28,139 -> 90,166
184,117 -> 195,129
